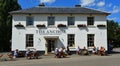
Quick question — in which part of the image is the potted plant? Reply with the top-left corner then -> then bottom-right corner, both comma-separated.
36,24 -> 46,27
77,24 -> 86,27
97,24 -> 106,27
14,23 -> 24,27
57,24 -> 66,27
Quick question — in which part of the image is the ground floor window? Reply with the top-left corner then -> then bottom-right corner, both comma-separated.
26,34 -> 34,47
68,34 -> 75,47
87,34 -> 94,47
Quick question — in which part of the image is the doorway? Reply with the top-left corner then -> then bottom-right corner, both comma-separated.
47,39 -> 55,53
44,36 -> 59,54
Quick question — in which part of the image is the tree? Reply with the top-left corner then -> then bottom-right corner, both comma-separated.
107,20 -> 120,47
0,0 -> 21,51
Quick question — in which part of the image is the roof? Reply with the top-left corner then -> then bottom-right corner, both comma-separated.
10,6 -> 110,15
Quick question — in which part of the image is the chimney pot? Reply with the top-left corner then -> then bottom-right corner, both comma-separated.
75,5 -> 81,7
39,3 -> 45,7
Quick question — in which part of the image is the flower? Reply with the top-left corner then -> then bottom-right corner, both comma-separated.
57,24 -> 66,27
36,24 -> 46,27
14,23 -> 24,27
97,24 -> 106,27
77,24 -> 86,27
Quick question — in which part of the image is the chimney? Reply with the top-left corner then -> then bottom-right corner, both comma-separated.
75,5 -> 81,7
39,3 -> 45,7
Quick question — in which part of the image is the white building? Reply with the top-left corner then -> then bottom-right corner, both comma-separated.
10,4 -> 110,54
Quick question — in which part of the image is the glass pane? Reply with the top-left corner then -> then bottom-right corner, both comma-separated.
87,34 -> 94,47
26,34 -> 33,47
87,17 -> 94,25
26,16 -> 34,26
68,17 -> 75,25
68,34 -> 75,47
48,17 -> 55,25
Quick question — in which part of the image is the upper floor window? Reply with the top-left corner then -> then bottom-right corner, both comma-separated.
68,34 -> 75,47
26,34 -> 34,47
68,17 -> 75,25
26,16 -> 34,26
48,16 -> 55,26
87,17 -> 94,25
87,34 -> 94,47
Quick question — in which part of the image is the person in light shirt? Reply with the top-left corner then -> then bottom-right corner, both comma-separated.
76,46 -> 81,55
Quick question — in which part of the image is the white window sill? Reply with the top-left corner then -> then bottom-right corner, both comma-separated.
47,25 -> 56,28
26,25 -> 35,28
69,47 -> 75,49
87,25 -> 96,28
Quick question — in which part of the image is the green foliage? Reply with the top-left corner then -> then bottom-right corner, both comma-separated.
0,0 -> 21,51
107,20 -> 120,47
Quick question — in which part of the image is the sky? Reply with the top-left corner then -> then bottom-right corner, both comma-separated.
18,0 -> 120,24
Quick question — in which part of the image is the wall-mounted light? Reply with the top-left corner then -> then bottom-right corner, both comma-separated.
28,13 -> 31,16
89,13 -> 92,16
39,38 -> 41,41
70,13 -> 72,16
62,38 -> 64,42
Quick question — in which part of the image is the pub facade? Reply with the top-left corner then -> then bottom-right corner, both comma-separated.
10,5 -> 110,54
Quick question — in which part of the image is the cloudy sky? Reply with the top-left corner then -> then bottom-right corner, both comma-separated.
18,0 -> 120,24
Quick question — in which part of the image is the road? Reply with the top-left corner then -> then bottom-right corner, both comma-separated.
0,54 -> 120,66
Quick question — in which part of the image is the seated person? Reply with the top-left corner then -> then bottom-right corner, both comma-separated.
25,49 -> 30,59
32,48 -> 39,59
13,49 -> 19,58
76,46 -> 81,55
54,48 -> 59,58
66,46 -> 71,55
58,47 -> 67,58
99,46 -> 105,56
62,47 -> 67,57
82,46 -> 89,55
92,46 -> 97,54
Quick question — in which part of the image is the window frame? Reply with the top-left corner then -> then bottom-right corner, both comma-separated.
26,16 -> 34,26
26,34 -> 34,48
67,16 -> 75,26
87,34 -> 94,47
47,16 -> 55,26
87,17 -> 94,26
67,34 -> 75,47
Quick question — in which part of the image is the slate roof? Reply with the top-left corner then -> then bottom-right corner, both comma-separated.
10,6 -> 110,15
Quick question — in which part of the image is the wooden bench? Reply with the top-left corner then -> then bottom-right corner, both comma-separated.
26,51 -> 40,59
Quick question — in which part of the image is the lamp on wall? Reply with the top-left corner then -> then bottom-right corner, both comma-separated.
70,13 -> 72,16
39,38 -> 41,42
89,13 -> 92,16
28,13 -> 31,16
62,38 -> 64,42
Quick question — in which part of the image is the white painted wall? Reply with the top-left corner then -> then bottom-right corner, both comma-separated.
12,14 -> 108,51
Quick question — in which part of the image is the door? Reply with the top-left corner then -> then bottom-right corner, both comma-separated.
47,39 -> 55,52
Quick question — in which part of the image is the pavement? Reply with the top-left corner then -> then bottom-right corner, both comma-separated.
0,48 -> 120,66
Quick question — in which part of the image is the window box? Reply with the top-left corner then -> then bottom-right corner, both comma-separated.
36,24 -> 46,27
57,24 -> 66,27
14,23 -> 24,27
77,24 -> 86,27
97,24 -> 106,27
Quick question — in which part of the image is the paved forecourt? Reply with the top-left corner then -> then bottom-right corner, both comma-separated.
0,54 -> 120,66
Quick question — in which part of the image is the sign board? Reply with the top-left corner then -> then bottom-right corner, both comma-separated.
36,29 -> 66,35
